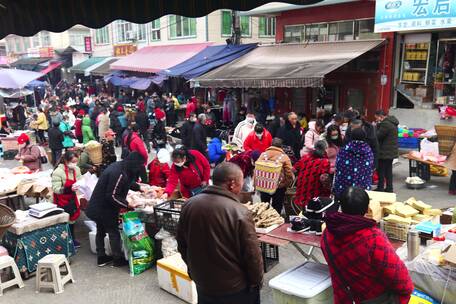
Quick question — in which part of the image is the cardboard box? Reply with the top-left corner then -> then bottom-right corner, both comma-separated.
366,200 -> 382,222
415,86 -> 432,98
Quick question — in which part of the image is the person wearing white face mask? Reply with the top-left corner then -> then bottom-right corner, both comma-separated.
243,124 -> 272,153
232,113 -> 257,147
51,151 -> 82,248
164,146 -> 210,199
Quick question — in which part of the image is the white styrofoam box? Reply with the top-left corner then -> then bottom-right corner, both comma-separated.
269,262 -> 333,304
89,231 -> 112,256
157,253 -> 197,304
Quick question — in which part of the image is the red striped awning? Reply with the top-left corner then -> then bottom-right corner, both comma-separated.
110,43 -> 212,73
40,62 -> 63,75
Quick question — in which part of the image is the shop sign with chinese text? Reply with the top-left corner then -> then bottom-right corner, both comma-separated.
375,0 -> 456,32
113,44 -> 137,57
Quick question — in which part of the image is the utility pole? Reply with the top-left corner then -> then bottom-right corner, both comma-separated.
231,10 -> 241,45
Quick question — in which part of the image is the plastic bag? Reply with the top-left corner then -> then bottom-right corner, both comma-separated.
155,228 -> 178,258
122,212 -> 154,276
420,138 -> 439,155
409,289 -> 438,304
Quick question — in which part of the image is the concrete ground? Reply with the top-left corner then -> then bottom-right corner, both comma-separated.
0,156 -> 454,304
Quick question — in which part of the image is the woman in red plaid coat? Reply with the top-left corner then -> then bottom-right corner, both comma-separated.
321,187 -> 413,304
293,140 -> 330,207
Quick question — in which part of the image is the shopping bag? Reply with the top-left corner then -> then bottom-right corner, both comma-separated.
420,138 -> 439,155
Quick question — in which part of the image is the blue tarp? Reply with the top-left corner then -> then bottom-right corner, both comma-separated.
105,71 -> 167,89
162,43 -> 257,79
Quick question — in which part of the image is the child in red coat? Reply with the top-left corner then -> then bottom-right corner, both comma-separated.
148,149 -> 170,187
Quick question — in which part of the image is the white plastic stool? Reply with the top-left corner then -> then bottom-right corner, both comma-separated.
0,256 -> 25,296
36,254 -> 74,294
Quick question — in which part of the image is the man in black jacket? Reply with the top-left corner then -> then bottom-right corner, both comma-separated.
191,114 -> 208,158
86,152 -> 145,267
374,110 -> 399,192
277,112 -> 302,160
181,113 -> 196,148
135,106 -> 150,152
47,121 -> 64,166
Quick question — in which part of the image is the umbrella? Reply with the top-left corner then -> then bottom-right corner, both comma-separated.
0,69 -> 44,89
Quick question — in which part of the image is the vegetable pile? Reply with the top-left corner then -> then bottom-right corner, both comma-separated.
244,202 -> 284,228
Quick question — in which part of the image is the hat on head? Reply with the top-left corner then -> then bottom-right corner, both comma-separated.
78,109 -> 85,116
157,149 -> 171,164
117,106 -> 124,112
17,133 -> 30,144
104,129 -> 116,137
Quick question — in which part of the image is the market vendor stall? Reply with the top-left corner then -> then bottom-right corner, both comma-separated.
2,212 -> 75,277
402,152 -> 447,181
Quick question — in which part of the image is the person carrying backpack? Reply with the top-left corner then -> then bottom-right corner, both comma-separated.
255,137 -> 294,214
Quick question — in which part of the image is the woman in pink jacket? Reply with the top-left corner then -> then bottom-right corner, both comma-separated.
324,124 -> 343,174
301,119 -> 325,157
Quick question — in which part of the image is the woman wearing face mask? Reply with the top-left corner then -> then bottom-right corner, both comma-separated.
324,125 -> 343,175
51,151 -> 82,248
15,133 -> 42,171
164,146 -> 211,199
243,123 -> 272,153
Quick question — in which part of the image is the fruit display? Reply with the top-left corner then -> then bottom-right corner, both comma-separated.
244,202 -> 284,228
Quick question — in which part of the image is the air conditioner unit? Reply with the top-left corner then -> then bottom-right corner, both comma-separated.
126,31 -> 136,40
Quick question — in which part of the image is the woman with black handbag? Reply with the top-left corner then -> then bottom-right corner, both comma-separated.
51,151 -> 82,248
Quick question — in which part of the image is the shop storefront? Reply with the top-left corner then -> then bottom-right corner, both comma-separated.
375,0 -> 456,111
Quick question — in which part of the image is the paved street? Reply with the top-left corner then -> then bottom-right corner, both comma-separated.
0,157 -> 454,304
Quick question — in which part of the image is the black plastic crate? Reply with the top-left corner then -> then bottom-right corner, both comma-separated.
260,242 -> 279,273
154,200 -> 185,235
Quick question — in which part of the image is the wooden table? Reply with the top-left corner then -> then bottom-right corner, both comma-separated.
262,223 -> 404,263
402,153 -> 446,181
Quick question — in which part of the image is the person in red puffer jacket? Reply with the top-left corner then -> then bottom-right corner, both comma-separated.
123,124 -> 148,165
243,124 -> 272,153
148,149 -> 171,188
321,187 -> 413,304
164,147 -> 210,198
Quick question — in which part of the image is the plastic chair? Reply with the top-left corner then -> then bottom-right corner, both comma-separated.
0,256 -> 25,296
36,254 -> 74,294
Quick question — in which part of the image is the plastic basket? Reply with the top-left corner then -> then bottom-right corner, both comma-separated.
0,203 -> 16,239
382,220 -> 410,241
85,143 -> 103,164
435,125 -> 456,156
261,242 -> 280,273
398,137 -> 420,149
154,200 -> 185,235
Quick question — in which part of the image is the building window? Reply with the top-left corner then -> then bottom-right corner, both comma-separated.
23,37 -> 30,51
137,24 -> 147,41
150,19 -> 161,41
115,20 -> 133,43
69,32 -> 85,46
15,38 -> 22,53
240,16 -> 251,37
41,31 -> 51,46
305,24 -> 328,42
355,19 -> 378,40
259,17 -> 276,37
284,25 -> 304,43
6,39 -> 14,53
32,34 -> 40,47
169,15 -> 196,39
221,10 -> 232,36
95,26 -> 110,45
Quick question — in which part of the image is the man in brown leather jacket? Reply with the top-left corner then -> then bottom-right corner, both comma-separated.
177,162 -> 263,304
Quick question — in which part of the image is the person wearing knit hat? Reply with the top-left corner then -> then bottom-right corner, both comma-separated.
152,108 -> 167,151
154,108 -> 165,121
86,151 -> 145,267
117,106 -> 124,112
15,133 -> 42,171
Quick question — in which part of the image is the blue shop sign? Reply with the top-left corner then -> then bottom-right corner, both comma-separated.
375,0 -> 456,32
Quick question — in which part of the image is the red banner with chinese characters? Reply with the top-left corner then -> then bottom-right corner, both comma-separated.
113,44 -> 137,57
84,37 -> 92,53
